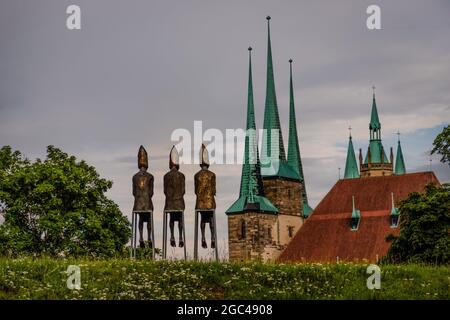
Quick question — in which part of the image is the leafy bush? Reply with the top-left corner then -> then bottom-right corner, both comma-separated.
0,146 -> 130,257
385,183 -> 450,264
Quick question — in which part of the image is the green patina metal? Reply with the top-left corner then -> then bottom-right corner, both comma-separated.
351,196 -> 361,219
390,193 -> 400,216
226,48 -> 278,215
303,202 -> 313,218
287,59 -> 313,216
364,92 -> 390,164
260,17 -> 297,180
395,140 -> 406,175
350,195 -> 361,230
344,134 -> 359,179
364,140 -> 390,164
370,93 -> 381,131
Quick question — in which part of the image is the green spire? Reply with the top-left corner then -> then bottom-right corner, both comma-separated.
370,87 -> 381,132
226,48 -> 278,215
344,130 -> 359,179
395,135 -> 406,175
260,17 -> 285,167
260,16 -> 298,180
287,59 -> 313,216
365,88 -> 389,164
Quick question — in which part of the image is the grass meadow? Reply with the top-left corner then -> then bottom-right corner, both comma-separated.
0,258 -> 448,300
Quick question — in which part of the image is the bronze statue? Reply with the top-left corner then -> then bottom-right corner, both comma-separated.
164,146 -> 186,247
132,146 -> 154,248
194,144 -> 216,249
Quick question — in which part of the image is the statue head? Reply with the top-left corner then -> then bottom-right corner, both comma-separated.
138,145 -> 148,171
169,145 -> 180,170
199,143 -> 210,170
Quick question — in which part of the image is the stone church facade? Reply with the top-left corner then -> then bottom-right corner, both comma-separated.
226,17 -> 311,262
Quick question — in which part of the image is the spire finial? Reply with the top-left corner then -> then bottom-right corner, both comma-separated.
372,85 -> 376,96
266,15 -> 271,21
348,125 -> 352,138
248,46 -> 252,52
396,130 -> 401,142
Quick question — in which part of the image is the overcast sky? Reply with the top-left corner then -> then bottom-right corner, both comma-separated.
1,0 -> 449,258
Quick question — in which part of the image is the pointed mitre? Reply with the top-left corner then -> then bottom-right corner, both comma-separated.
137,145 -> 148,169
169,145 -> 180,169
199,144 -> 210,168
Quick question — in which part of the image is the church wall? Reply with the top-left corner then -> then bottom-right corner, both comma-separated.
228,213 -> 278,262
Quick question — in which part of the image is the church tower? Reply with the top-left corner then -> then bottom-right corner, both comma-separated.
260,17 -> 304,251
359,88 -> 394,177
226,17 -> 311,261
226,48 -> 280,262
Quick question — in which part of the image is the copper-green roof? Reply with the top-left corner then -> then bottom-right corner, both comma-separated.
344,135 -> 359,179
261,17 -> 293,179
226,48 -> 277,215
370,93 -> 381,131
364,92 -> 390,164
394,140 -> 406,175
286,59 -> 313,215
364,140 -> 389,164
303,202 -> 313,218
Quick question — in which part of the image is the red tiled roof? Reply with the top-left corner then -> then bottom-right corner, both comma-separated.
278,172 -> 440,263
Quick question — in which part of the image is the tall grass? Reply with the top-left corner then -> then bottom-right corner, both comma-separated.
0,258 -> 448,300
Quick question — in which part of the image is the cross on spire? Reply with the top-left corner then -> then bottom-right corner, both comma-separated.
396,130 -> 401,142
372,85 -> 376,95
348,125 -> 352,138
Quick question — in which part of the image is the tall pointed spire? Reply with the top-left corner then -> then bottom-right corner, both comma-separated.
261,17 -> 285,168
364,87 -> 389,164
370,86 -> 381,136
226,48 -> 277,215
344,128 -> 359,179
287,59 -> 313,216
395,132 -> 406,175
260,16 -> 298,180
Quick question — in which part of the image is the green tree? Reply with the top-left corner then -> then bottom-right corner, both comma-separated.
431,125 -> 450,165
385,183 -> 450,264
0,146 -> 130,257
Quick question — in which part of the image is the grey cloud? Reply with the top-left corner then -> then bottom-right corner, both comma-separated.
1,1 -> 449,254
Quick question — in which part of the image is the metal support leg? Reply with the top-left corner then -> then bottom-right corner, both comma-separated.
130,212 -> 135,259
194,210 -> 199,261
212,210 -> 219,262
182,212 -> 187,260
150,211 -> 155,260
162,211 -> 167,260
133,212 -> 138,259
